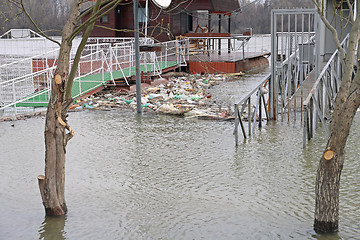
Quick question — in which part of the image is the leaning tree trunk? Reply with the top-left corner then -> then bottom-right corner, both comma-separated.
37,1 -> 80,216
314,88 -> 360,232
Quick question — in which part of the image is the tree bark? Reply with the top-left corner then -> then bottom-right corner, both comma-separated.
38,0 -> 80,216
313,3 -> 360,231
314,88 -> 360,232
37,0 -> 118,216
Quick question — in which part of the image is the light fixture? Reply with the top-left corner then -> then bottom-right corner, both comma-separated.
152,0 -> 171,9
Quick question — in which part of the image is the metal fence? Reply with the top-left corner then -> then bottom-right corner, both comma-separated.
302,34 -> 348,148
270,9 -> 319,120
234,9 -> 322,144
233,73 -> 270,145
0,37 -> 188,116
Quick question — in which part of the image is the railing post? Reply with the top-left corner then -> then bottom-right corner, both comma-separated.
303,105 -> 307,148
248,98 -> 251,137
270,10 -> 276,120
234,103 -> 239,145
309,97 -> 314,139
79,60 -> 82,96
12,80 -> 17,115
259,92 -> 262,128
102,52 -> 105,84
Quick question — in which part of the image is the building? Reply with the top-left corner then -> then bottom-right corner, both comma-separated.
82,0 -> 240,41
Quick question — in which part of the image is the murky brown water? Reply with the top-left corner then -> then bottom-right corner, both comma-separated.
1,69 -> 359,239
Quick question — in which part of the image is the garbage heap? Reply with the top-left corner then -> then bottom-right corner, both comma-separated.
72,73 -> 242,120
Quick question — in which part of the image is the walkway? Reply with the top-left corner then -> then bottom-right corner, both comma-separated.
0,38 -> 187,111
16,61 -> 179,107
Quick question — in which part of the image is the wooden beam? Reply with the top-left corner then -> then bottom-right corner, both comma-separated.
139,45 -> 162,52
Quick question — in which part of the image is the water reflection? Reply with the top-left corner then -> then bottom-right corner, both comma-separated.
312,232 -> 341,240
38,216 -> 66,240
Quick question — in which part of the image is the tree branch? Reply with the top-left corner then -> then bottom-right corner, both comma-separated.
346,0 -> 354,23
94,25 -> 179,54
65,0 -> 103,99
19,0 -> 60,46
314,0 -> 346,62
68,0 -> 122,43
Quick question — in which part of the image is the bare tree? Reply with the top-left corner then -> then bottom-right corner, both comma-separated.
6,0 -> 123,216
312,0 -> 360,233
1,0 -> 72,35
234,0 -> 313,33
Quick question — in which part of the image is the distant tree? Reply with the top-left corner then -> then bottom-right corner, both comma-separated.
1,0 -> 71,35
234,0 -> 314,33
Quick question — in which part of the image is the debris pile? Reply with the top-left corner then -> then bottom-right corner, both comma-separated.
73,73 -> 242,120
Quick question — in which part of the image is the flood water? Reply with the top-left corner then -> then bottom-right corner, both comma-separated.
1,68 -> 360,239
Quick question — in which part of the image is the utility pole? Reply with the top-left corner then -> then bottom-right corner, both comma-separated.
133,0 -> 142,113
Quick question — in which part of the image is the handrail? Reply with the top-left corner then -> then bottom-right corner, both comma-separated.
0,29 -> 44,39
0,49 -> 59,68
234,73 -> 271,145
302,34 -> 349,147
303,35 -> 348,105
0,38 -> 187,114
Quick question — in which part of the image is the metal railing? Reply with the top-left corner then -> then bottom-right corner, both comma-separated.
0,38 -> 188,116
302,34 -> 349,148
184,35 -> 252,57
270,9 -> 318,120
234,73 -> 271,145
243,34 -> 271,53
276,34 -> 316,112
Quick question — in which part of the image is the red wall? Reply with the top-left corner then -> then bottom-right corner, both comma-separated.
83,7 -> 117,37
85,0 -> 212,41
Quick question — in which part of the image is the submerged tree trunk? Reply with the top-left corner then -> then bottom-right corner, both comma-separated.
314,87 -> 360,232
313,3 -> 360,230
36,0 -> 120,216
38,1 -> 80,216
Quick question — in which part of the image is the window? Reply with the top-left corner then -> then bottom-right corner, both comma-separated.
100,14 -> 109,24
334,0 -> 354,10
138,8 -> 149,23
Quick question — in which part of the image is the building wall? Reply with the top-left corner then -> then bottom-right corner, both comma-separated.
83,7 -> 118,38
321,0 -> 352,61
85,0 -> 213,41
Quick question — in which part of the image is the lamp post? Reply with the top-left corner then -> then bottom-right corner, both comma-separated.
133,0 -> 142,113
133,0 -> 171,114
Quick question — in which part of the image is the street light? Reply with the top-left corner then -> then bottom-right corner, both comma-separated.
133,0 -> 171,113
